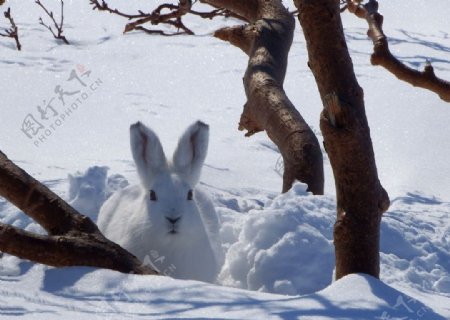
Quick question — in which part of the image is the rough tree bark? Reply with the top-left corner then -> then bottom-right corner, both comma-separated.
0,151 -> 157,275
294,0 -> 390,279
202,0 -> 324,194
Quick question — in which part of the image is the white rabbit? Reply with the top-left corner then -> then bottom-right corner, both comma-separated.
97,121 -> 223,283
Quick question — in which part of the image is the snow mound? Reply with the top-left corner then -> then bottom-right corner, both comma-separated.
68,166 -> 129,218
308,273 -> 447,320
215,184 -> 450,303
218,183 -> 336,295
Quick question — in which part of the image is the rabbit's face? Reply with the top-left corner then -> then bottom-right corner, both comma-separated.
130,120 -> 209,238
146,173 -> 201,236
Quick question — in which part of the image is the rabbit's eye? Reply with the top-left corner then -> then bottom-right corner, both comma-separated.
187,190 -> 193,201
149,190 -> 157,201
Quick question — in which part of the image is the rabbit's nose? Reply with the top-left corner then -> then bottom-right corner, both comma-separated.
166,216 -> 181,225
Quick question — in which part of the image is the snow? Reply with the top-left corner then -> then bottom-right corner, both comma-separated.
0,266 -> 447,319
68,166 -> 128,218
218,184 -> 335,296
1,0 -> 450,318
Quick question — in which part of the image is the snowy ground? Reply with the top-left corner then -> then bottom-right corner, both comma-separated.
1,0 -> 449,318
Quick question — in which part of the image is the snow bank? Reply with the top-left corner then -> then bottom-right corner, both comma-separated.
2,165 -> 448,317
214,181 -> 450,310
218,183 -> 335,295
63,167 -> 450,307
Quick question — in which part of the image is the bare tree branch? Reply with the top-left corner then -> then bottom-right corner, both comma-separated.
347,0 -> 450,102
0,8 -> 21,51
200,0 -> 259,21
124,0 -> 193,35
214,24 -> 255,54
90,0 -> 192,35
36,0 -> 70,45
0,151 -> 157,275
190,7 -> 247,22
90,0 -> 147,19
90,0 -> 246,36
203,0 -> 324,194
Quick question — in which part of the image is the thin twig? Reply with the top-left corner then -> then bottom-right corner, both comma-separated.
90,0 -> 246,36
90,0 -> 148,19
36,0 -> 70,44
0,8 -> 21,50
92,0 -> 194,35
190,7 -> 248,21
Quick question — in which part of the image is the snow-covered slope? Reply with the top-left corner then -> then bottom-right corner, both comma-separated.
0,265 -> 446,320
1,0 -> 449,318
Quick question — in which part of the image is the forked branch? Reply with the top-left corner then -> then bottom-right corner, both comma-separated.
91,0 -> 194,35
0,8 -> 21,51
202,0 -> 324,194
36,0 -> 70,44
347,0 -> 450,102
0,151 -> 157,275
90,0 -> 242,36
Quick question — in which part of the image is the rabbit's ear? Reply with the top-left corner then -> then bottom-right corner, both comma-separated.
173,121 -> 209,186
130,122 -> 168,189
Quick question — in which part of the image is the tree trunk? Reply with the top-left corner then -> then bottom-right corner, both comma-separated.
202,0 -> 324,194
294,0 -> 390,279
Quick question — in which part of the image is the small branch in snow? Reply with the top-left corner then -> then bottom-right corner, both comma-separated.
36,0 -> 70,45
0,8 -> 21,51
347,0 -> 450,102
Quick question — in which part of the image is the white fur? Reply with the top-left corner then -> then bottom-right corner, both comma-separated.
97,121 -> 222,282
